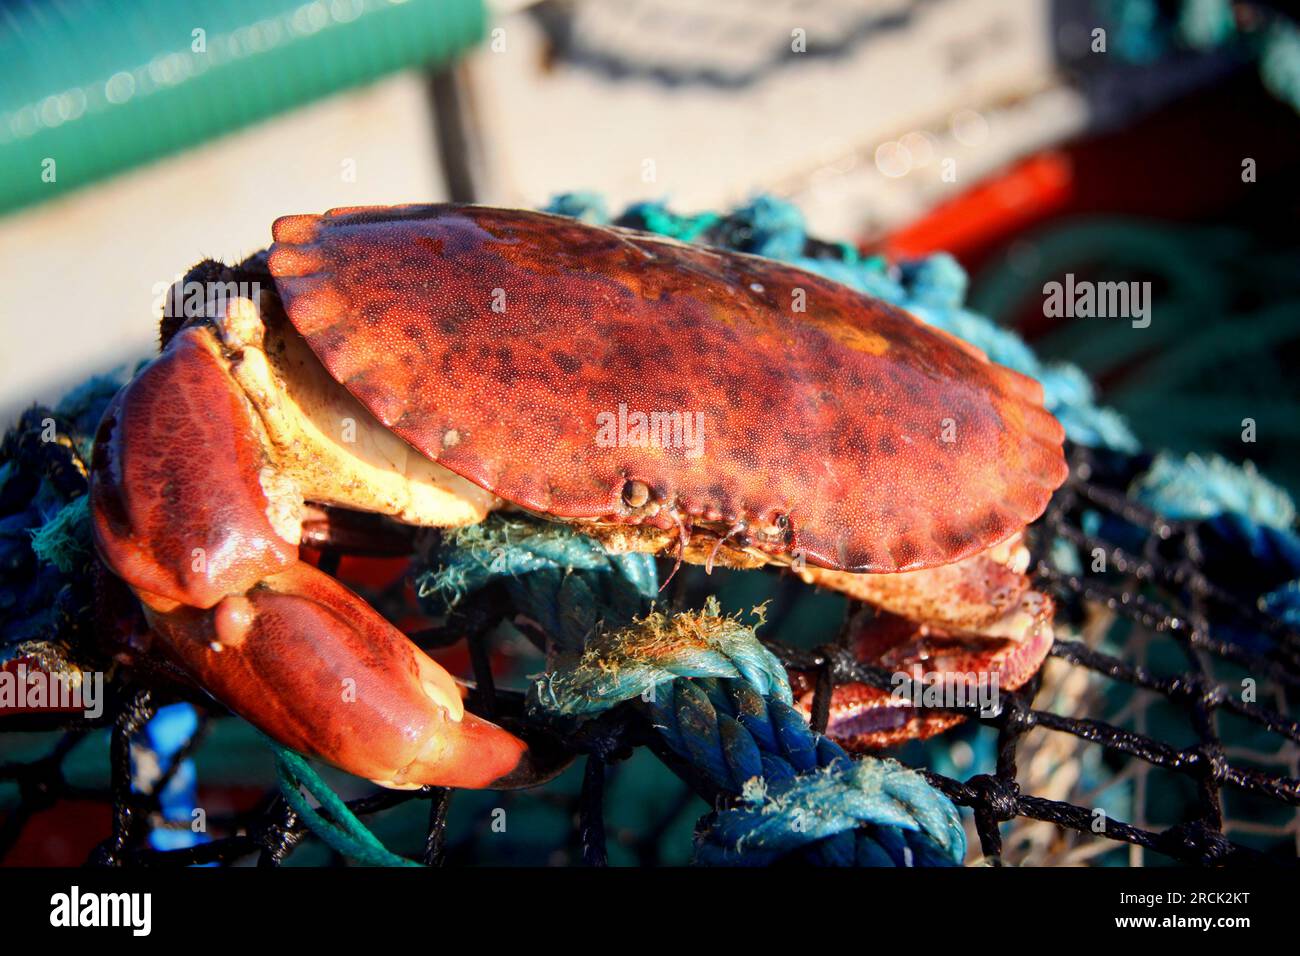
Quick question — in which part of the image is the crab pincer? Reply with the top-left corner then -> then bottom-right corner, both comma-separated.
90,322 -> 541,789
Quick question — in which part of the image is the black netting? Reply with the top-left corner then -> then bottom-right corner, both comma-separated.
3,435 -> 1297,866
771,443 -> 1300,866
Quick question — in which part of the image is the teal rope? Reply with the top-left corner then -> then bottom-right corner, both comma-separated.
1132,451 -> 1300,617
1102,0 -> 1300,113
626,201 -> 721,243
533,597 -> 790,716
516,590 -> 965,864
271,743 -> 422,867
1132,452 -> 1296,529
1261,20 -> 1300,110
417,514 -> 657,654
28,495 -> 91,574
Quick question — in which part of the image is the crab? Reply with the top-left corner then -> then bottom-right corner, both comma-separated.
89,204 -> 1067,791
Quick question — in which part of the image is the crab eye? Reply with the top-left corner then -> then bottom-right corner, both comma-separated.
622,480 -> 651,509
772,513 -> 795,546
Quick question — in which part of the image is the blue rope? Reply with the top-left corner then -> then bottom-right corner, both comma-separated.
135,703 -> 207,854
646,678 -> 965,866
417,514 -> 657,653
1131,451 -> 1300,627
1132,451 -> 1296,530
696,752 -> 966,866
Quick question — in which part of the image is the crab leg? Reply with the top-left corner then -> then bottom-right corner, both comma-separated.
89,325 -> 542,789
792,587 -> 1055,751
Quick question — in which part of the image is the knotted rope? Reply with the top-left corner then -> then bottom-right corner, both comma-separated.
645,677 -> 964,866
419,516 -> 967,866
532,597 -> 788,716
1131,450 -> 1300,634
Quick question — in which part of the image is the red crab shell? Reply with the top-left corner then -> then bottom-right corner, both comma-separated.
266,204 -> 1067,573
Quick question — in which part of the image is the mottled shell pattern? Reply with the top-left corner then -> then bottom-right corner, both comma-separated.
266,204 -> 1067,574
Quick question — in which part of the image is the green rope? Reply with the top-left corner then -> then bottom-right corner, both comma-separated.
271,742 -> 422,867
28,494 -> 91,575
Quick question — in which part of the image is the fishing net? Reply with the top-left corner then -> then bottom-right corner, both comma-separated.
1,197 -> 1296,866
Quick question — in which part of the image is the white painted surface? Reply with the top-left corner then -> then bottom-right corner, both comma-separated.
0,72 -> 444,427
470,0 -> 1062,233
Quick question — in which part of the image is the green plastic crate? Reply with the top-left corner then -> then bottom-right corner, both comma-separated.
0,0 -> 486,215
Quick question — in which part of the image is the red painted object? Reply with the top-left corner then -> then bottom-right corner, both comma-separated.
878,153 -> 1074,262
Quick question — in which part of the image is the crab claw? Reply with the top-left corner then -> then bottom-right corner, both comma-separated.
146,561 -> 547,789
90,321 -> 551,789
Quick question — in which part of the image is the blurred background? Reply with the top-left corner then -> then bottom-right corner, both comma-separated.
1,0 -> 1298,865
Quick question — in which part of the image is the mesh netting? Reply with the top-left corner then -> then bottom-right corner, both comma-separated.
774,442 -> 1300,866
2,435 -> 1296,866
